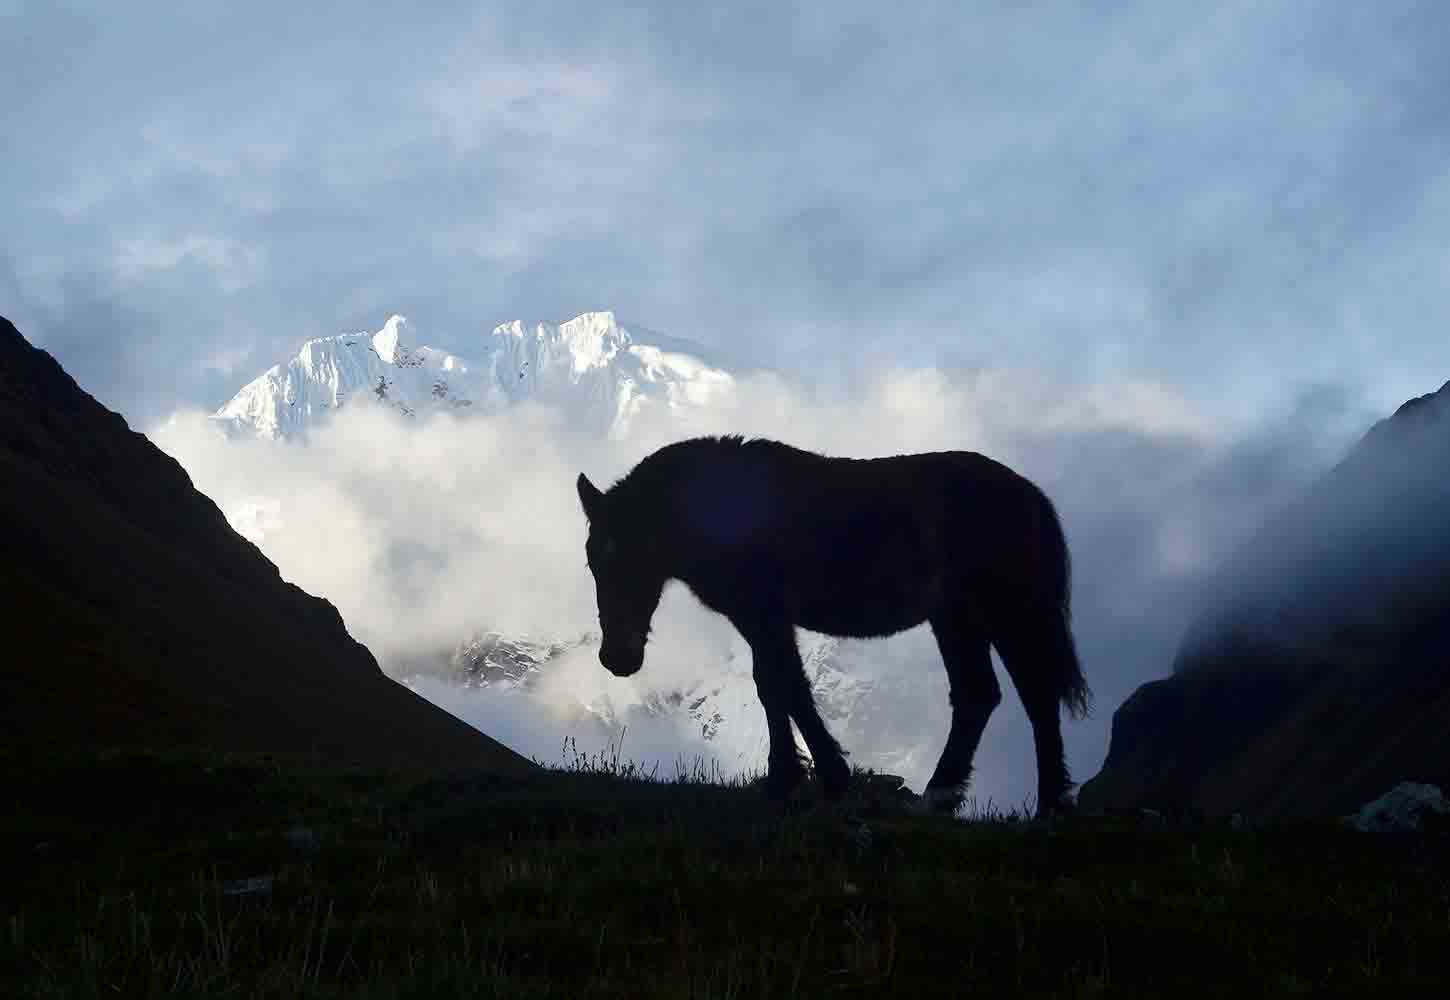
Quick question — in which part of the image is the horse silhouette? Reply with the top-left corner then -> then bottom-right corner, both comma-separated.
576,435 -> 1090,816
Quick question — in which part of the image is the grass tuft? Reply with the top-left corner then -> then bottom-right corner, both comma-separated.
3,743 -> 1448,997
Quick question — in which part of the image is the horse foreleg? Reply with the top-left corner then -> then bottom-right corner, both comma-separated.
925,614 -> 1000,815
743,618 -> 850,803
746,632 -> 806,802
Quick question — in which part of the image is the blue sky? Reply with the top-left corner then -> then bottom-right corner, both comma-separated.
5,1 -> 1450,427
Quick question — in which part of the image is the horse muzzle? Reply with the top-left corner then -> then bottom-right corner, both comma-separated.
599,639 -> 644,677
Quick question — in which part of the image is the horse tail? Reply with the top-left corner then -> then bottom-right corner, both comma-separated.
1036,487 -> 1092,720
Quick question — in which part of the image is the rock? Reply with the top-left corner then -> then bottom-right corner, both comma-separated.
1345,782 -> 1450,833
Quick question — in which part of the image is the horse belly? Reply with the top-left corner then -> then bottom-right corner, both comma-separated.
789,498 -> 949,635
793,561 -> 944,637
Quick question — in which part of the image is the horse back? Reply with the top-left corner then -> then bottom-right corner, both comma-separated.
730,449 -> 1052,635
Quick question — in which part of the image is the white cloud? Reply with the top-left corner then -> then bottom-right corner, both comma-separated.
426,63 -> 618,153
150,361 -> 1323,804
112,234 -> 266,294
10,1 -> 1450,432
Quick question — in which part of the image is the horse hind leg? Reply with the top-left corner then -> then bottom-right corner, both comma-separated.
992,606 -> 1077,818
924,612 -> 1000,816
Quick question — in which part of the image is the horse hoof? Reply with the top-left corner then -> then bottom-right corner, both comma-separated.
820,762 -> 852,804
1037,793 -> 1077,821
920,785 -> 964,816
763,768 -> 806,804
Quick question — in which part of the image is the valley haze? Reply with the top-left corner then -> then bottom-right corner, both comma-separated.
154,310 -> 1378,807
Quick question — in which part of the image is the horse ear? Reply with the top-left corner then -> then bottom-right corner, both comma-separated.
576,473 -> 605,521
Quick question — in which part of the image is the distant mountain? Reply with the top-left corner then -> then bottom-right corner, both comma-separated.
394,626 -> 922,778
449,631 -> 593,690
207,310 -> 941,779
213,311 -> 735,440
1080,379 -> 1450,819
0,314 -> 535,774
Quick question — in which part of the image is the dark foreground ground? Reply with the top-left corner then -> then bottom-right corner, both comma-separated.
4,745 -> 1448,998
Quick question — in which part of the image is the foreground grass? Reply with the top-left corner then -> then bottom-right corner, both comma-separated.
2,745 -> 1448,997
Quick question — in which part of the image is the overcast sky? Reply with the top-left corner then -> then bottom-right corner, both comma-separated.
5,1 -> 1450,427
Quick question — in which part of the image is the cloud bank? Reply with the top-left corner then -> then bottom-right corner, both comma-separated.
7,2 -> 1450,429
152,361 -> 1358,804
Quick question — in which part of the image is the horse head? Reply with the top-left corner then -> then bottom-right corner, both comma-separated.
577,472 -> 667,677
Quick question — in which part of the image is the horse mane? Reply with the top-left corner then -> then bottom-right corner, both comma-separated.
609,435 -> 794,492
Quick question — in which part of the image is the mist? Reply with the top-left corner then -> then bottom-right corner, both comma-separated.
152,363 -> 1364,804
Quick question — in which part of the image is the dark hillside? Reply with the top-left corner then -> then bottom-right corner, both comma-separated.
1081,381 -> 1450,818
0,315 -> 533,774
7,749 -> 1450,997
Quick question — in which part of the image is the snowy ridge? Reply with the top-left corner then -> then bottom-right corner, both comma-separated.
483,313 -> 735,437
211,309 -> 929,783
212,316 -> 477,439
212,311 -> 734,440
449,631 -> 592,690
390,627 -> 893,775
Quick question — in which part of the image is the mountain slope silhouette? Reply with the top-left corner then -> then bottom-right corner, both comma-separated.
1081,380 -> 1450,818
0,315 -> 534,774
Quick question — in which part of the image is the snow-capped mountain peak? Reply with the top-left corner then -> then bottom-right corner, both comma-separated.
211,315 -> 474,439
559,310 -> 628,372
212,311 -> 733,440
201,308 -> 942,788
370,314 -> 410,364
492,310 -> 628,373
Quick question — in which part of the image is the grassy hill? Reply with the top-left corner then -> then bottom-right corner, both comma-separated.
4,747 -> 1448,997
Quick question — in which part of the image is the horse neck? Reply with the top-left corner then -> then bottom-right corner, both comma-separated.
625,448 -> 724,568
